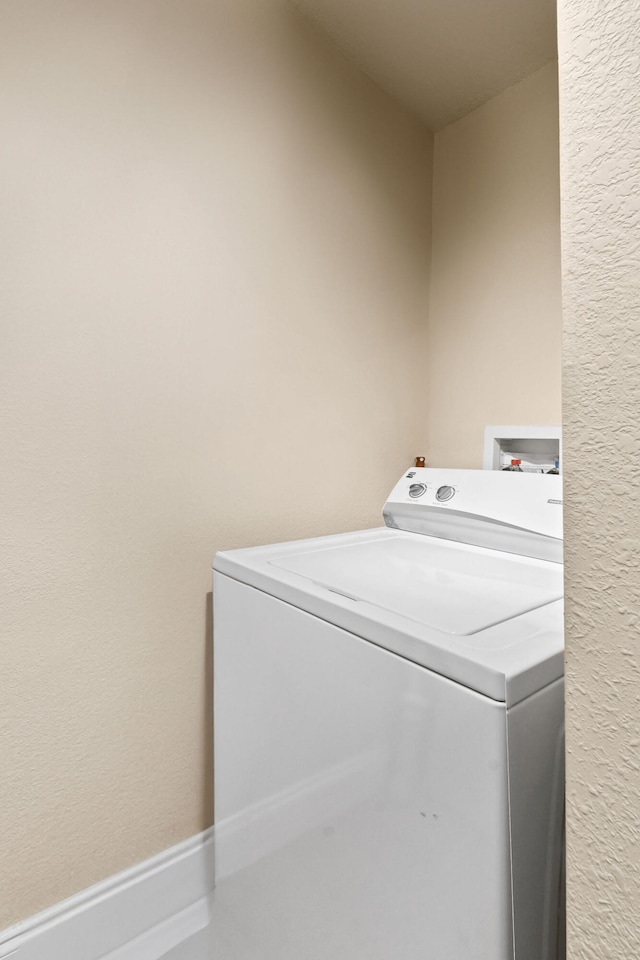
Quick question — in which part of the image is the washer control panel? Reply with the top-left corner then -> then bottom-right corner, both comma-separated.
382,467 -> 564,561
396,472 -> 460,508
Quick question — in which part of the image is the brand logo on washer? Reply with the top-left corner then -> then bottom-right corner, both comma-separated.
547,499 -> 562,505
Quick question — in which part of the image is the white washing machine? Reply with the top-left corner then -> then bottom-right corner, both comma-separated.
212,468 -> 565,960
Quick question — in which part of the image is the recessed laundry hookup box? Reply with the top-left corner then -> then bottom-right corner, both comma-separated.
483,425 -> 562,474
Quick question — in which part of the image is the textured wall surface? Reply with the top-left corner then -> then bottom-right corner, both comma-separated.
428,64 -> 562,468
0,0 -> 432,927
558,1 -> 640,956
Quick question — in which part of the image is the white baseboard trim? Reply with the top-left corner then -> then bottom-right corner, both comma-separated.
0,829 -> 214,960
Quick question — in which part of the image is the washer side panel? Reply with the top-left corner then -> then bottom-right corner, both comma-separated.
213,574 -> 514,960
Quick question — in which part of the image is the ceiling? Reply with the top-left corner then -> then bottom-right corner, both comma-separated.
290,0 -> 557,131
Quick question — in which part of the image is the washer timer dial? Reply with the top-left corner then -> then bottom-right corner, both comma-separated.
408,483 -> 427,499
435,485 -> 455,502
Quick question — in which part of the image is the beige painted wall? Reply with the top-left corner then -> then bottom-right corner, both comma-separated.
558,1 -> 640,956
0,0 -> 433,927
427,63 -> 562,468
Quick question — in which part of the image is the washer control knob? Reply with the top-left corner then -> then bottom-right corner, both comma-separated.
436,485 -> 455,502
408,483 -> 427,499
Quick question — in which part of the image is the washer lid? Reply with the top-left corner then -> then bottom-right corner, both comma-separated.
269,533 -> 562,637
214,527 -> 564,705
